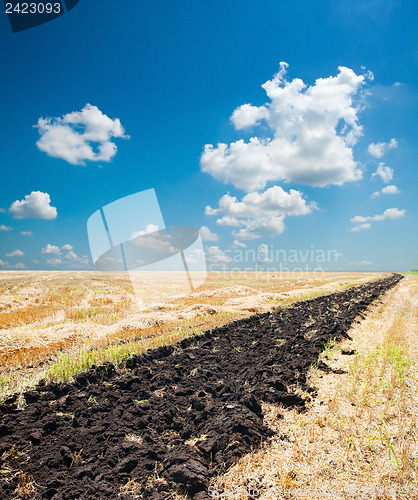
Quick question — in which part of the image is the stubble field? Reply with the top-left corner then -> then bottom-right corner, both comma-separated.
1,271 -> 416,499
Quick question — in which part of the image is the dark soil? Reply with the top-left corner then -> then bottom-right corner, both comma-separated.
0,274 -> 403,499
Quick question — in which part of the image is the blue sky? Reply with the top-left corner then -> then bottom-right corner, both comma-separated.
0,0 -> 417,273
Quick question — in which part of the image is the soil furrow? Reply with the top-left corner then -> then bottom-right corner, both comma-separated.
0,274 -> 403,499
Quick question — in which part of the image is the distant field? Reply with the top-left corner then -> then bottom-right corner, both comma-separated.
0,270 -> 385,398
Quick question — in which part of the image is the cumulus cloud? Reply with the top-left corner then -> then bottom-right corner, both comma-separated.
199,226 -> 219,242
351,207 -> 405,231
367,138 -> 397,158
11,263 -> 26,270
231,104 -> 269,130
205,186 -> 313,240
215,216 -> 241,227
21,231 -> 33,236
206,186 -> 313,218
6,249 -> 24,257
372,163 -> 394,183
0,225 -> 12,231
9,191 -> 57,219
371,184 -> 400,198
131,224 -> 159,239
35,104 -> 128,165
205,246 -> 232,263
233,216 -> 286,240
201,62 -> 367,191
61,243 -> 73,251
232,239 -> 247,248
42,244 -> 61,255
381,185 -> 400,195
350,223 -> 372,232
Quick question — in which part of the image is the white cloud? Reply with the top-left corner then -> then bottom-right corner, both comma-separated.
6,249 -> 24,257
201,63 -> 367,191
47,258 -> 63,266
234,216 -> 286,240
216,216 -> 241,226
13,263 -> 26,270
33,259 -> 40,264
232,239 -> 247,248
131,224 -> 159,239
350,223 -> 371,232
199,226 -> 219,242
231,104 -> 269,130
372,163 -> 394,183
381,185 -> 400,195
185,248 -> 205,265
61,243 -> 73,251
206,186 -> 313,218
351,207 -> 405,232
65,251 -> 79,260
206,186 -> 313,240
367,138 -> 397,158
205,246 -> 232,263
21,231 -> 33,236
370,184 -> 400,198
0,225 -> 12,231
35,104 -> 128,165
42,244 -> 61,255
0,259 -> 9,266
9,191 -> 57,219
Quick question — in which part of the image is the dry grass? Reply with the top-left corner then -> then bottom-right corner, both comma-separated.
209,274 -> 418,499
0,271 -> 384,400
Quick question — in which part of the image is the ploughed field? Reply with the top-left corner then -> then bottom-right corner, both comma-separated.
0,274 -> 403,499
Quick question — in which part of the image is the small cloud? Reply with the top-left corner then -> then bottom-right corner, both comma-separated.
351,207 -> 405,232
9,191 -> 57,219
381,185 -> 400,195
215,216 -> 241,226
13,263 -> 26,270
6,249 -> 24,257
65,251 -> 79,260
350,260 -> 372,266
35,104 -> 128,165
131,224 -> 159,239
61,243 -> 73,251
232,239 -> 247,248
205,246 -> 232,263
371,163 -> 394,184
0,225 -> 12,231
21,231 -> 33,236
350,223 -> 371,232
0,259 -> 9,266
199,226 -> 219,242
0,208 -> 6,213
370,184 -> 400,198
46,258 -> 63,266
367,139 -> 397,158
42,244 -> 61,255
32,259 -> 40,264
